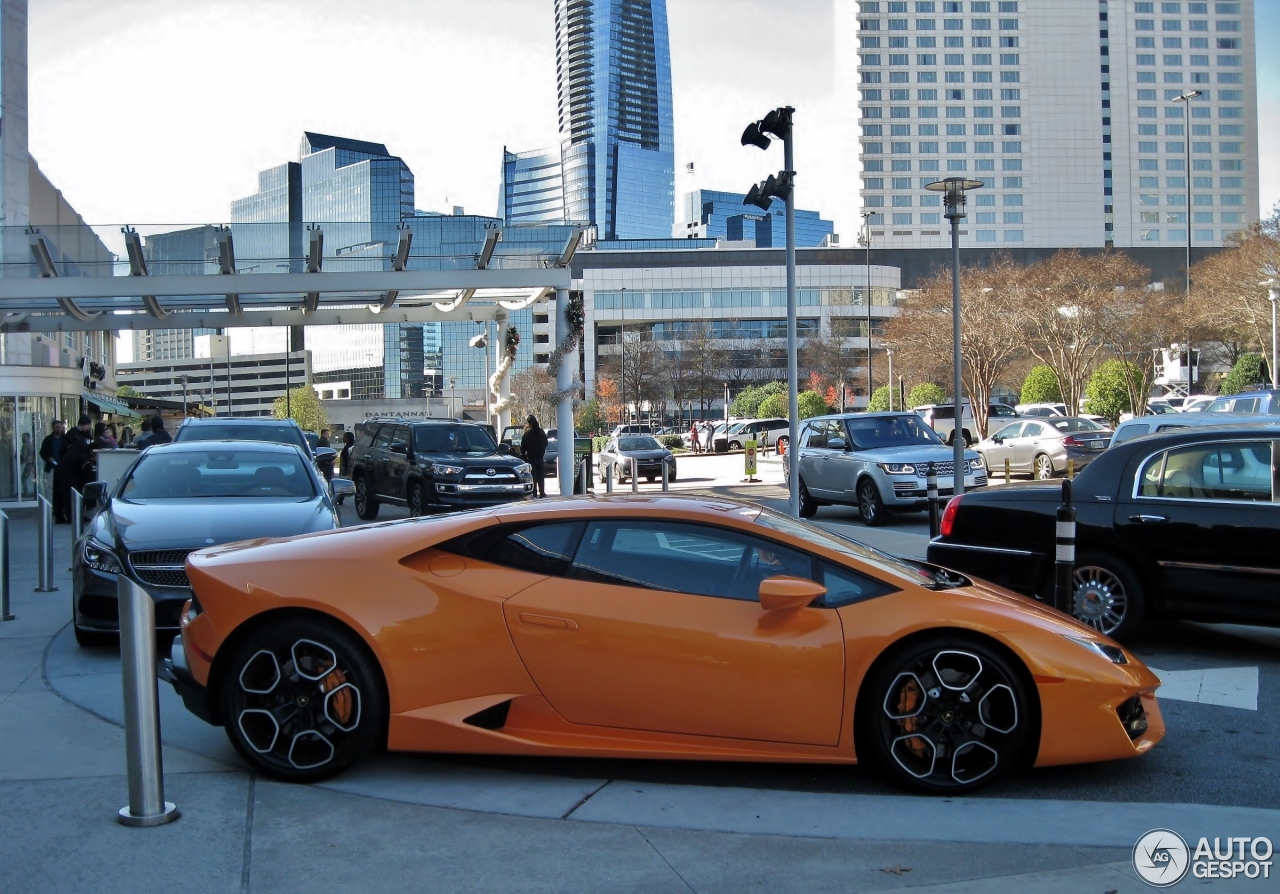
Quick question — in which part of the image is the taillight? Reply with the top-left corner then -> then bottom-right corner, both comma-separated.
1061,435 -> 1081,446
939,495 -> 962,537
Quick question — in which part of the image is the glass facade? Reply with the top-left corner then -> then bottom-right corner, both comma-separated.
135,226 -> 221,361
682,189 -> 836,247
500,147 -> 565,223
555,0 -> 676,239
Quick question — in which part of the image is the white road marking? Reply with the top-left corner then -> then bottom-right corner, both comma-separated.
1148,665 -> 1259,710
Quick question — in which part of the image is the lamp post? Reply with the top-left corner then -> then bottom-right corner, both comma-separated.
742,105 -> 799,515
926,177 -> 983,497
886,349 -> 893,411
859,210 -> 875,404
1267,280 -> 1279,388
180,376 -> 188,417
470,325 -> 491,428
449,376 -> 457,420
619,287 -> 627,428
1172,90 -> 1201,398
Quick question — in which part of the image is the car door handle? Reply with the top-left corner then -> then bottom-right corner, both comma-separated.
517,612 -> 578,631
1128,514 -> 1168,524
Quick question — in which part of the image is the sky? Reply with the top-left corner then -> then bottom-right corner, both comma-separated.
26,0 -> 1278,251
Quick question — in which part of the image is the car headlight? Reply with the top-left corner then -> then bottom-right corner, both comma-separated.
877,463 -> 917,475
430,462 -> 464,476
1067,636 -> 1129,665
83,539 -> 123,574
514,463 -> 533,479
968,455 -> 985,470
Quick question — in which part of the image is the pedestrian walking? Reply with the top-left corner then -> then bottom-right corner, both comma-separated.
690,420 -> 702,454
520,414 -> 549,498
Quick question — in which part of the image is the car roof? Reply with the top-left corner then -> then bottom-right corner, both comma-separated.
1214,389 -> 1280,399
1114,411 -> 1267,432
814,411 -> 924,421
140,439 -> 306,455
180,417 -> 300,427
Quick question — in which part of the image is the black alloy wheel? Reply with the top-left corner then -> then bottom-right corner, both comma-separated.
1069,551 -> 1145,639
1034,454 -> 1055,480
353,477 -> 379,521
798,479 -> 818,519
221,617 -> 387,783
857,635 -> 1031,793
857,478 -> 888,527
407,482 -> 427,518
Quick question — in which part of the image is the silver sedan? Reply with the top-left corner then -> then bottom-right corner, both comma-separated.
977,417 -> 1112,479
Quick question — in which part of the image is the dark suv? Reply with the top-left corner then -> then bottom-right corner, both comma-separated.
349,418 -> 534,519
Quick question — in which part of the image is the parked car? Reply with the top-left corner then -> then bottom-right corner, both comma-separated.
598,434 -> 676,482
1204,389 -> 1280,415
72,441 -> 350,647
349,417 -> 534,519
1015,403 -> 1068,418
174,416 -> 337,477
915,402 -> 1020,445
168,495 -> 1163,791
1109,411 -> 1274,447
928,425 -> 1280,638
609,423 -> 658,437
724,418 -> 789,450
976,417 -> 1113,480
785,412 -> 987,525
1181,395 -> 1216,413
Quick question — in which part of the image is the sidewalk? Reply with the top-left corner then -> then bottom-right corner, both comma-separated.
0,509 -> 1260,893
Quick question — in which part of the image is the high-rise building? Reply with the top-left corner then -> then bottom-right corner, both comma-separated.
133,226 -> 221,362
499,147 -> 566,223
852,0 -> 1258,253
555,0 -> 675,239
681,189 -> 837,247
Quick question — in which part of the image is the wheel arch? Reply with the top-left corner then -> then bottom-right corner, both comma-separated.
206,606 -> 391,742
852,626 -> 1043,769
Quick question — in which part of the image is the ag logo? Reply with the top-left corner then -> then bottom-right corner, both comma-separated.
1134,829 -> 1190,887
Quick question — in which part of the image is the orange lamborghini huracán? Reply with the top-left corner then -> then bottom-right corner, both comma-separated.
168,495 -> 1163,793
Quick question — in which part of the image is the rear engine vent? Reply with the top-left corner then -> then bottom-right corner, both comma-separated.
463,700 -> 512,730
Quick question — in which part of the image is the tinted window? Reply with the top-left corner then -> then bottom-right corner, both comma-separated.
389,427 -> 410,452
804,422 -> 827,449
356,425 -> 379,448
931,406 -> 955,419
1139,441 -> 1273,501
619,437 -> 661,451
571,521 -> 812,602
992,422 -> 1023,439
413,424 -> 498,453
1112,423 -> 1150,444
373,426 -> 394,449
820,562 -> 897,608
1022,422 -> 1046,437
174,423 -> 308,452
845,415 -> 941,449
1233,398 -> 1259,413
484,522 -> 584,576
121,449 -> 316,499
991,405 -> 1018,417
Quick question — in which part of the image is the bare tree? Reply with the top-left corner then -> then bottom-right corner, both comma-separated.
1191,221 -> 1280,361
510,367 -> 555,426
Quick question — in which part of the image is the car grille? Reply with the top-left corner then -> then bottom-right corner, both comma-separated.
129,549 -> 193,589
462,471 -> 519,483
892,480 -> 919,494
919,461 -> 954,477
1117,695 -> 1149,741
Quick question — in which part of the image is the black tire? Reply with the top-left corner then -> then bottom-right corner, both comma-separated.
856,634 -> 1032,794
668,467 -> 677,482
1069,551 -> 1146,640
798,478 -> 818,519
1033,454 -> 1055,480
857,478 -> 888,527
353,477 -> 379,521
74,625 -> 115,648
645,476 -> 655,483
220,615 -> 387,783
406,482 -> 427,518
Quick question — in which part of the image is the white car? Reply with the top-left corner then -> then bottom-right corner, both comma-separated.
1015,402 -> 1068,417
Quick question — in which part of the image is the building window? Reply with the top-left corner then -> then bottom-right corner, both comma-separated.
976,230 -> 997,242
1003,230 -> 1024,241
1141,229 -> 1160,241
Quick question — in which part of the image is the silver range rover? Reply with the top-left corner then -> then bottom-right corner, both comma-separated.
783,412 -> 987,525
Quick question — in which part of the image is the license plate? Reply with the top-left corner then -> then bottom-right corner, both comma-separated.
1086,441 -> 1104,450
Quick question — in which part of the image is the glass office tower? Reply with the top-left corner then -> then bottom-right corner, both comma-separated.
682,189 -> 837,248
499,147 -> 566,223
555,0 -> 675,239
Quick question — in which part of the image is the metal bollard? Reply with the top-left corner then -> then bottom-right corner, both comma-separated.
117,576 -> 180,827
662,457 -> 669,492
605,461 -> 614,493
0,512 -> 12,621
35,496 -> 57,593
69,489 -> 84,570
1067,458 -> 1075,480
926,462 -> 940,538
579,456 -> 589,494
631,457 -> 638,494
1004,457 -> 1011,486
1052,479 -> 1076,615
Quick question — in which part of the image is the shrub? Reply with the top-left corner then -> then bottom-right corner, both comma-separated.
591,435 -> 611,453
1220,353 -> 1267,396
659,435 -> 684,449
757,393 -> 787,419
798,390 -> 829,419
907,382 -> 946,407
867,384 -> 893,412
1020,365 -> 1063,405
730,381 -> 786,418
1083,359 -> 1135,424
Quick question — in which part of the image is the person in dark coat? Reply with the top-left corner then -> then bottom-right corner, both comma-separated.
39,420 -> 65,507
54,415 -> 95,524
520,415 -> 549,498
336,431 -> 356,505
134,416 -> 172,449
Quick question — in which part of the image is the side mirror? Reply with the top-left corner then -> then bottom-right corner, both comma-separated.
758,576 -> 827,612
389,443 -> 408,455
992,436 -> 1003,445
83,480 -> 108,505
827,437 -> 847,451
315,446 -> 337,462
331,478 -> 356,497
497,443 -> 513,455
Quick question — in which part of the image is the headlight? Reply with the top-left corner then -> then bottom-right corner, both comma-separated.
430,462 -> 464,476
83,540 -> 123,574
877,463 -> 917,475
968,455 -> 985,470
1067,636 -> 1129,665
515,463 -> 533,479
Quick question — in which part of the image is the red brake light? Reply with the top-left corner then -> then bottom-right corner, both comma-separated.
939,495 -> 962,537
1061,435 -> 1081,446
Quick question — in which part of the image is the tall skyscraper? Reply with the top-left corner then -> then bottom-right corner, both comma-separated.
499,147 -> 566,223
852,0 -> 1258,252
555,0 -> 676,239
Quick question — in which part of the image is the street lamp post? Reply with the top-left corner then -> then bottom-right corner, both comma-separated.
1173,90 -> 1202,398
470,324 -> 491,428
859,210 -> 874,404
742,106 -> 799,515
449,376 -> 457,420
1268,281 -> 1279,388
926,177 -> 983,497
619,287 -> 627,428
886,349 -> 893,411
180,376 -> 188,417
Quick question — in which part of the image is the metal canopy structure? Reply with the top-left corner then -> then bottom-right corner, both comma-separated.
1,226 -> 585,333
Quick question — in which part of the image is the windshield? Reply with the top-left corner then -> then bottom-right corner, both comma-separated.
845,415 -> 942,449
174,423 -> 308,452
619,436 -> 661,451
121,449 -> 316,499
412,425 -> 497,453
1048,418 -> 1106,432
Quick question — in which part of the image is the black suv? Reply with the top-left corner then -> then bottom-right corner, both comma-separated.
350,418 -> 534,519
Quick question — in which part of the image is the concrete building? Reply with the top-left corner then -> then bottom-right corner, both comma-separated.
849,0 -> 1258,271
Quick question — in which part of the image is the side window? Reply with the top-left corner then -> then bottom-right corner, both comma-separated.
373,426 -> 394,449
482,522 -> 585,576
356,425 -> 379,448
570,521 -> 812,602
804,423 -> 827,449
1233,398 -> 1259,414
826,419 -> 847,445
819,562 -> 898,607
1139,441 -> 1273,501
1022,422 -> 1045,438
993,422 -> 1023,439
390,426 -> 410,453
1113,423 -> 1150,445
991,405 -> 1016,417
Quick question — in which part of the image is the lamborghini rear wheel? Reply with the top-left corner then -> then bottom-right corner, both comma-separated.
220,616 -> 386,783
857,635 -> 1031,794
